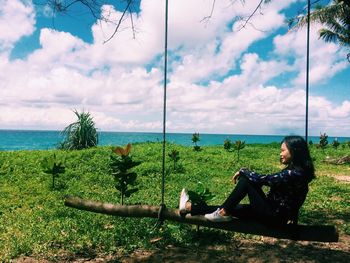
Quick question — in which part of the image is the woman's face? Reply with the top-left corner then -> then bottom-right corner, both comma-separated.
280,142 -> 292,165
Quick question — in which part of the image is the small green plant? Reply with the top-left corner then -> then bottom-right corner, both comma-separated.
345,141 -> 350,148
309,140 -> 313,146
188,182 -> 215,206
332,138 -> 340,149
168,149 -> 180,170
60,109 -> 98,150
41,154 -> 66,189
110,143 -> 141,205
192,132 -> 201,151
224,139 -> 232,151
318,133 -> 328,149
233,140 -> 246,161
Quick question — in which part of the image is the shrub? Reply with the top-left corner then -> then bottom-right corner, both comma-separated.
60,110 -> 98,150
332,138 -> 340,149
110,143 -> 141,205
192,132 -> 201,151
318,132 -> 328,149
168,149 -> 180,170
233,140 -> 246,162
41,154 -> 66,189
224,139 -> 232,151
187,181 -> 215,206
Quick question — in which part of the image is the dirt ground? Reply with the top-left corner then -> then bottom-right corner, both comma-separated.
13,233 -> 350,263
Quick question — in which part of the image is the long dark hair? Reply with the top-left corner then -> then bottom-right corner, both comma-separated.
282,135 -> 315,182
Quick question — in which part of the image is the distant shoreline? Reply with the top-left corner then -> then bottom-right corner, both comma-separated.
0,129 -> 349,151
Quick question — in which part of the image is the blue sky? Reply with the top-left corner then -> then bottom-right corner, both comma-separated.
0,0 -> 349,136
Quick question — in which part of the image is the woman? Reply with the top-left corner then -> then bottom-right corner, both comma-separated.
179,135 -> 315,225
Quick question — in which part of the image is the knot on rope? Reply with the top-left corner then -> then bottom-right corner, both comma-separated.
157,203 -> 166,225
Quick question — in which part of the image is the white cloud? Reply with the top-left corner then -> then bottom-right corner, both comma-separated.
274,24 -> 348,86
0,0 -> 349,137
0,0 -> 35,52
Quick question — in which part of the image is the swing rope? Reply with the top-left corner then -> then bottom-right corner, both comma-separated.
157,0 -> 169,226
64,0 -> 339,243
156,0 -> 312,225
305,0 -> 311,142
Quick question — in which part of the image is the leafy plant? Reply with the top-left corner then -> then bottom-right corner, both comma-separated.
224,139 -> 232,151
110,143 -> 141,205
233,140 -> 246,161
60,110 -> 98,150
168,149 -> 180,170
192,132 -> 201,151
332,138 -> 340,149
188,182 -> 215,206
41,154 -> 66,189
318,132 -> 328,150
289,0 -> 350,62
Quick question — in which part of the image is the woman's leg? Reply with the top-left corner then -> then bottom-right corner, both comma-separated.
190,202 -> 219,216
221,176 -> 274,219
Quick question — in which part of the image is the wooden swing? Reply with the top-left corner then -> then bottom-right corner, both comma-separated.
65,196 -> 338,242
64,0 -> 339,243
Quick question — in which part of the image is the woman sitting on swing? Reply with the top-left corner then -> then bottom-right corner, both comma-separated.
179,135 -> 315,225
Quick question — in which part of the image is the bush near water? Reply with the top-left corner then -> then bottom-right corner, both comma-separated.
0,142 -> 349,260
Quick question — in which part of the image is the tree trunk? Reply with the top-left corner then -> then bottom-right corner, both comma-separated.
64,196 -> 339,242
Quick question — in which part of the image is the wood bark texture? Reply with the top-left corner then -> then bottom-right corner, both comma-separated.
65,196 -> 339,242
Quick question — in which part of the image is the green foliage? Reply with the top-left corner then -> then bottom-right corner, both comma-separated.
60,110 -> 98,150
224,139 -> 232,151
0,143 -> 349,260
192,132 -> 201,151
168,149 -> 180,170
290,0 -> 350,62
318,132 -> 329,149
110,143 -> 141,205
188,181 -> 215,206
332,138 -> 340,149
41,153 -> 66,189
233,140 -> 246,162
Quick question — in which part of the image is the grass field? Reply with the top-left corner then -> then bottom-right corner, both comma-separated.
0,142 -> 349,261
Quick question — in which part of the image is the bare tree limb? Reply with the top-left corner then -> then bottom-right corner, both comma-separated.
103,0 -> 133,43
65,196 -> 339,242
200,0 -> 216,25
38,0 -> 137,42
237,0 -> 265,30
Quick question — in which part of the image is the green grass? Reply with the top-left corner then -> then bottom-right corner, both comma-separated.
0,142 -> 349,260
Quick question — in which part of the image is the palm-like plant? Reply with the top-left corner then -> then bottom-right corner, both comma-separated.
60,110 -> 98,150
291,0 -> 350,62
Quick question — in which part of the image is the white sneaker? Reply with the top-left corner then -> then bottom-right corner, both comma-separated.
179,188 -> 189,214
204,208 -> 232,222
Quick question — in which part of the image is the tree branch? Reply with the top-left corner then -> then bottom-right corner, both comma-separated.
65,196 -> 339,242
103,0 -> 133,43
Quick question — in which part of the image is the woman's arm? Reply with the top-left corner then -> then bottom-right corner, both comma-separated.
239,168 -> 303,186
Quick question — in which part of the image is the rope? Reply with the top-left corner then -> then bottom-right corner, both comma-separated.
157,0 -> 169,226
305,0 -> 310,142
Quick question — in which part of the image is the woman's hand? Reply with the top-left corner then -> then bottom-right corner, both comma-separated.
231,171 -> 240,184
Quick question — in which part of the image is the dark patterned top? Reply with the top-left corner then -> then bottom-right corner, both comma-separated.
239,168 -> 309,220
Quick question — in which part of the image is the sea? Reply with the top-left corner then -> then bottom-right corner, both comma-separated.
0,130 -> 349,151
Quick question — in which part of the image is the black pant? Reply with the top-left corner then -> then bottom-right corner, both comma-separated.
191,176 -> 286,224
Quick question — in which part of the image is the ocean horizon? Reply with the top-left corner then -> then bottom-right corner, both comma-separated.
1,129 -> 349,151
